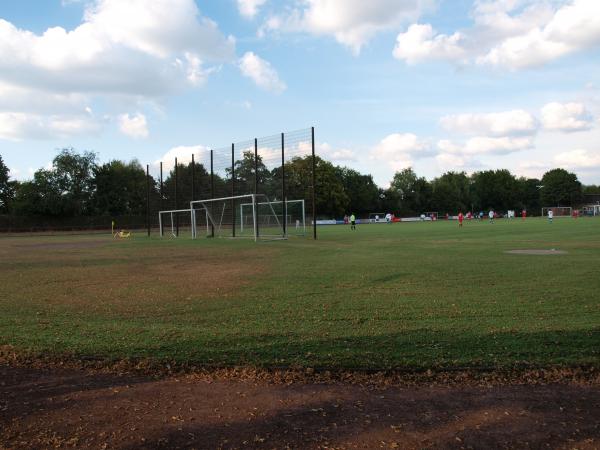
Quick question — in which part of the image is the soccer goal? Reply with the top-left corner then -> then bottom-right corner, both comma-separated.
368,212 -> 386,223
582,205 -> 600,216
190,194 -> 285,241
542,207 -> 572,218
158,208 -> 209,238
240,199 -> 306,236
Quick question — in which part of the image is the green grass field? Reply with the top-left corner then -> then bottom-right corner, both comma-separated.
1,217 -> 599,371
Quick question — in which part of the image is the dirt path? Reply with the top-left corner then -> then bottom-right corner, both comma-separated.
1,365 -> 599,449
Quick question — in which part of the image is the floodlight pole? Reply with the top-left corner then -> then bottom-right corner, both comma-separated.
146,164 -> 151,237
231,143 -> 236,237
254,138 -> 260,238
175,157 -> 179,237
191,153 -> 196,201
281,132 -> 287,237
210,149 -> 215,238
311,126 -> 317,240
160,162 -> 163,213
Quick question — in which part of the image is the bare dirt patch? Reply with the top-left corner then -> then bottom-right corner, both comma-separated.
505,249 -> 568,255
10,239 -> 110,250
1,364 -> 599,449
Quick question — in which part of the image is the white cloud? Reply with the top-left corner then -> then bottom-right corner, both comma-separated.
0,112 -> 101,141
262,0 -> 433,54
239,52 -> 286,93
237,0 -> 267,19
438,136 -> 533,156
394,0 -> 600,69
393,24 -> 466,64
156,144 -> 211,172
370,133 -> 431,170
318,143 -> 357,162
541,102 -> 593,132
440,110 -> 538,136
554,148 -> 600,169
118,113 -> 149,139
0,0 -> 235,139
480,0 -> 600,69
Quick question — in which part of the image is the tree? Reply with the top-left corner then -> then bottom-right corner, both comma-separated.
540,169 -> 583,207
583,185 -> 600,195
516,177 -> 541,214
389,168 -> 432,215
93,160 -> 148,216
334,167 -> 380,216
431,171 -> 471,214
10,148 -> 97,216
0,155 -> 14,214
229,151 -> 272,198
162,161 -> 212,210
285,155 -> 348,218
470,169 -> 519,212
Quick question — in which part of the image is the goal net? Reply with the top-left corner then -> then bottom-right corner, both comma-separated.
582,205 -> 600,216
542,207 -> 572,218
159,208 -> 209,238
240,199 -> 306,236
190,194 -> 285,241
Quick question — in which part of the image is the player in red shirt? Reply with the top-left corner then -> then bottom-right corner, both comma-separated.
522,210 -> 527,220
458,211 -> 464,227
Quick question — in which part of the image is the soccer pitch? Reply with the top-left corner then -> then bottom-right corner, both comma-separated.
1,217 -> 599,371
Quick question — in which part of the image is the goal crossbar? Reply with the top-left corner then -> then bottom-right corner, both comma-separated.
191,194 -> 285,241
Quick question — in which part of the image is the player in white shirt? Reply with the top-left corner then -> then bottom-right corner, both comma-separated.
548,209 -> 553,223
488,210 -> 494,223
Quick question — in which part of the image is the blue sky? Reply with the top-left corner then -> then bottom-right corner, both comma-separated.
1,0 -> 599,186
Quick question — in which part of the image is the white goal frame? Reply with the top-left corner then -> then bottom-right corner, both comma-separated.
542,206 -> 572,218
239,199 -> 306,236
158,208 -> 208,238
190,194 -> 285,242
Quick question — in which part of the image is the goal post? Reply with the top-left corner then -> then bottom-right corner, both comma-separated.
158,208 -> 208,238
190,194 -> 286,241
240,199 -> 306,236
541,206 -> 573,218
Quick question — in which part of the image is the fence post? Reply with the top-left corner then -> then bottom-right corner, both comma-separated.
175,157 -> 179,237
210,150 -> 215,238
231,143 -> 236,237
281,132 -> 286,237
191,153 -> 196,201
311,126 -> 317,240
254,137 -> 259,238
146,164 -> 150,237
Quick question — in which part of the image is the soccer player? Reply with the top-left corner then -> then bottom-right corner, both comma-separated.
489,210 -> 494,223
548,209 -> 553,223
350,213 -> 356,230
458,211 -> 464,227
522,209 -> 527,220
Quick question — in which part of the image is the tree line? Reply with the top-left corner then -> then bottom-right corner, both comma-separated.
0,149 -> 597,220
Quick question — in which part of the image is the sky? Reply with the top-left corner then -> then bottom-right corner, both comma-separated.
1,0 -> 599,187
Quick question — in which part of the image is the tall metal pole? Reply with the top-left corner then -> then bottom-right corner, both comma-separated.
311,126 -> 317,240
281,132 -> 287,237
210,150 -> 215,238
231,143 -> 236,237
175,157 -> 179,237
146,164 -> 150,237
160,162 -> 163,213
191,153 -> 196,201
254,138 -> 259,238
